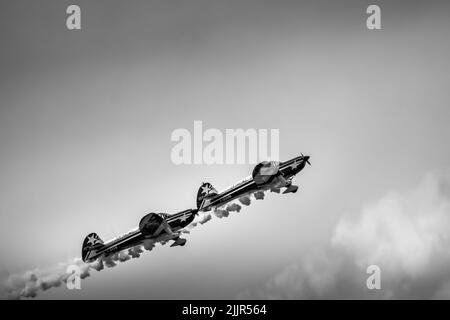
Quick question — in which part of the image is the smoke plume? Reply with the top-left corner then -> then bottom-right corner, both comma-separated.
1,189 -> 269,299
1,258 -> 98,299
128,246 -> 144,259
226,203 -> 241,213
199,213 -> 212,225
254,191 -> 265,200
238,171 -> 450,299
0,242 -> 156,299
214,208 -> 230,218
239,196 -> 251,206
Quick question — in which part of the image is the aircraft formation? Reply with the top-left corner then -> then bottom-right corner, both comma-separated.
82,155 -> 311,263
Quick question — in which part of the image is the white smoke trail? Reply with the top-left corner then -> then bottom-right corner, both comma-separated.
199,213 -> 212,225
2,188 -> 272,299
102,253 -> 118,268
214,208 -> 230,218
117,251 -> 131,262
143,239 -> 156,251
254,191 -> 265,200
128,245 -> 144,259
239,196 -> 251,206
196,191 -> 270,222
90,259 -> 104,271
1,257 -> 97,300
187,222 -> 198,229
226,203 -> 241,213
0,243 -> 151,299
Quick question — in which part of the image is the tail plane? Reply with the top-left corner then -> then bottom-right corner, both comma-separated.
196,182 -> 218,210
82,232 -> 104,262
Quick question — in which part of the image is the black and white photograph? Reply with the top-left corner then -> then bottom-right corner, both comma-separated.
1,0 -> 450,313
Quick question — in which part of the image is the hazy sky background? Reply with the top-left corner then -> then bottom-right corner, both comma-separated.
1,0 -> 450,299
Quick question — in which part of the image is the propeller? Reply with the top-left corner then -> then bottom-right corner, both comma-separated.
301,153 -> 311,166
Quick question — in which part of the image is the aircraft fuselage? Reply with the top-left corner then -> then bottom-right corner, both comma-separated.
82,209 -> 196,263
198,155 -> 310,211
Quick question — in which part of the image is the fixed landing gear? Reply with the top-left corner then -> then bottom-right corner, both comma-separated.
171,237 -> 187,247
283,185 -> 299,194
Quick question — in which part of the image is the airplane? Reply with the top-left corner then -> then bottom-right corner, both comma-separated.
196,154 -> 311,212
82,208 -> 197,263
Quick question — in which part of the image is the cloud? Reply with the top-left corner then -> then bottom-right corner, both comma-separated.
238,171 -> 450,299
433,281 -> 450,299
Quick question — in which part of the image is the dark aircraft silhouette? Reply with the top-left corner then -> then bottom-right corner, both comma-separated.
82,154 -> 310,263
82,209 -> 197,263
197,154 -> 311,212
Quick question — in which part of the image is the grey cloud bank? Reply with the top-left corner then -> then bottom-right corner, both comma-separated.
238,170 -> 450,299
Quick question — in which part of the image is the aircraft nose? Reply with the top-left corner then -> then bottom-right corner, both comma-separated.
304,156 -> 311,165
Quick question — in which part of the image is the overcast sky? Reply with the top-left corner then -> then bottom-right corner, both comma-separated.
1,0 -> 450,299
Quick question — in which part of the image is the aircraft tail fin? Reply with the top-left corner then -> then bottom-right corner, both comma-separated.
197,182 -> 218,210
82,232 -> 104,262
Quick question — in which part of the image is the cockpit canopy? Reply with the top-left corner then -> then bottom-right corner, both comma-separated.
252,161 -> 280,185
157,213 -> 170,219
